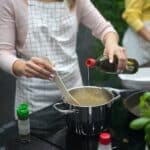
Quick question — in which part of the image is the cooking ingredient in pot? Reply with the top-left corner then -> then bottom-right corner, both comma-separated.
98,132 -> 112,150
17,103 -> 30,143
69,88 -> 112,106
85,56 -> 139,74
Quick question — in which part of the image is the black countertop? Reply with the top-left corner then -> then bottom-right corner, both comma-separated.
0,95 -> 145,150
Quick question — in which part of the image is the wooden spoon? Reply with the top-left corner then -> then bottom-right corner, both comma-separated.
44,57 -> 80,105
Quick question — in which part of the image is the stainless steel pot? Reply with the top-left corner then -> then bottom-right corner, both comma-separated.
53,86 -> 120,136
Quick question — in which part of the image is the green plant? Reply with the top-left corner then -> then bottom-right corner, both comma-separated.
130,92 -> 150,148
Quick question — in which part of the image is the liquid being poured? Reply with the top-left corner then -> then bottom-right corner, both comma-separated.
87,67 -> 90,86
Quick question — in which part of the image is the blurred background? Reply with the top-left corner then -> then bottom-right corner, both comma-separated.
0,0 -> 127,126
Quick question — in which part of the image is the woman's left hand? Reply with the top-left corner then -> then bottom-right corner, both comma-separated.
104,44 -> 127,73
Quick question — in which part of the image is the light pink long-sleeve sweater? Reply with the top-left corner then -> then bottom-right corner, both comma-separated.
0,0 -> 116,75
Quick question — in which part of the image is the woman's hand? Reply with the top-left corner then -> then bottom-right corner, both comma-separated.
103,32 -> 128,73
12,57 -> 55,79
104,44 -> 127,73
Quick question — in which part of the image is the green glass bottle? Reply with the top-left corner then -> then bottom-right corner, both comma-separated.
17,103 -> 30,143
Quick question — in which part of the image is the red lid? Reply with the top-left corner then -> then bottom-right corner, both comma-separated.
99,132 -> 111,145
85,58 -> 96,68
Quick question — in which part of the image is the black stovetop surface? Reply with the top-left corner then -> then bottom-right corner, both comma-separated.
0,96 -> 145,150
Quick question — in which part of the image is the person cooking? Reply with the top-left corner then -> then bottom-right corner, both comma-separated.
0,0 -> 127,116
122,0 -> 150,67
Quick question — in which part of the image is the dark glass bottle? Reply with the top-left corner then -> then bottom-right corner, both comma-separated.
85,56 -> 139,74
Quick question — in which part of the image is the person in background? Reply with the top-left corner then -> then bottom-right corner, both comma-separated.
122,0 -> 150,67
0,0 -> 127,116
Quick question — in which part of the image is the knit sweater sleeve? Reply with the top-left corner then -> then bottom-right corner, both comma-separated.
0,0 -> 19,75
76,0 -> 117,43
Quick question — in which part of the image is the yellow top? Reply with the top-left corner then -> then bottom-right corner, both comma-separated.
122,0 -> 150,32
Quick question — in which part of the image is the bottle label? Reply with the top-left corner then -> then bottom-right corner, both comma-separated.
98,144 -> 112,150
126,65 -> 134,72
18,119 -> 30,135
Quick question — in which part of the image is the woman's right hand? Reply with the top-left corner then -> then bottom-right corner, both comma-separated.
12,57 -> 55,79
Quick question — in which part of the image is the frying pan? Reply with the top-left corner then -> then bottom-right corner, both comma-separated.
106,88 -> 146,117
123,90 -> 146,117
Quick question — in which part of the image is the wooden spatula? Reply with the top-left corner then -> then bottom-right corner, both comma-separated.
44,57 -> 80,105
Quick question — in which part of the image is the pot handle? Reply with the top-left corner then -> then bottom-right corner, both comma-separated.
53,102 -> 76,114
103,87 -> 141,98
103,87 -> 121,101
111,90 -> 121,101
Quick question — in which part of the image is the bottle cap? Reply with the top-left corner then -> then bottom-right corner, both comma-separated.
17,103 -> 29,120
99,132 -> 111,145
85,58 -> 96,68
